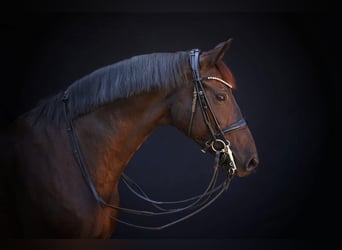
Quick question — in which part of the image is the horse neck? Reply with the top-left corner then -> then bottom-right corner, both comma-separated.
73,90 -> 170,199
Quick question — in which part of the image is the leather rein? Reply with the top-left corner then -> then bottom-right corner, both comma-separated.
62,49 -> 247,230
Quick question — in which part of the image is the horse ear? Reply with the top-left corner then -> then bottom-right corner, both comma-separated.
201,38 -> 233,66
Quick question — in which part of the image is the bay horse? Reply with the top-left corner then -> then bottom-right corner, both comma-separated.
8,38 -> 258,238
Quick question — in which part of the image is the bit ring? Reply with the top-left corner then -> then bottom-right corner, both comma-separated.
210,139 -> 228,152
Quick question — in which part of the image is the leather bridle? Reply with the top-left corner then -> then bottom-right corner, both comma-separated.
188,49 -> 247,173
62,49 -> 247,230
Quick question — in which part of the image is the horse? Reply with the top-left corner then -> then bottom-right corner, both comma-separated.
7,38 -> 258,238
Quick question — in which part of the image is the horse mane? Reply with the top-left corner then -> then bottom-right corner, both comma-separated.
28,51 -> 189,126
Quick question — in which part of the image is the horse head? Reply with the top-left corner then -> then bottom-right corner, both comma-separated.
170,38 -> 259,177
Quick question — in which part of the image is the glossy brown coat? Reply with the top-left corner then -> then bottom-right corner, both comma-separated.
9,39 -> 258,238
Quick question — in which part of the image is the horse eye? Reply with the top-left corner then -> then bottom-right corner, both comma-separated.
215,93 -> 226,102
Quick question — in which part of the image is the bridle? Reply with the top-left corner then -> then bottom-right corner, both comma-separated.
62,49 -> 247,230
188,49 -> 247,173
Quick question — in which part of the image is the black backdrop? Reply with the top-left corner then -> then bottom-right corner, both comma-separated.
1,5 -> 338,248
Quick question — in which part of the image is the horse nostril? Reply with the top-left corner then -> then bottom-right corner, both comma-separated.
246,157 -> 259,171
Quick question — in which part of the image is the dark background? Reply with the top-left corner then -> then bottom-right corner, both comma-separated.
1,0 -> 339,248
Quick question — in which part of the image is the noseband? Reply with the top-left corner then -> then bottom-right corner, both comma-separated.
188,49 -> 247,174
62,49 -> 247,231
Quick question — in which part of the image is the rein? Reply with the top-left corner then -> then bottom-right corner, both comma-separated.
62,49 -> 247,230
